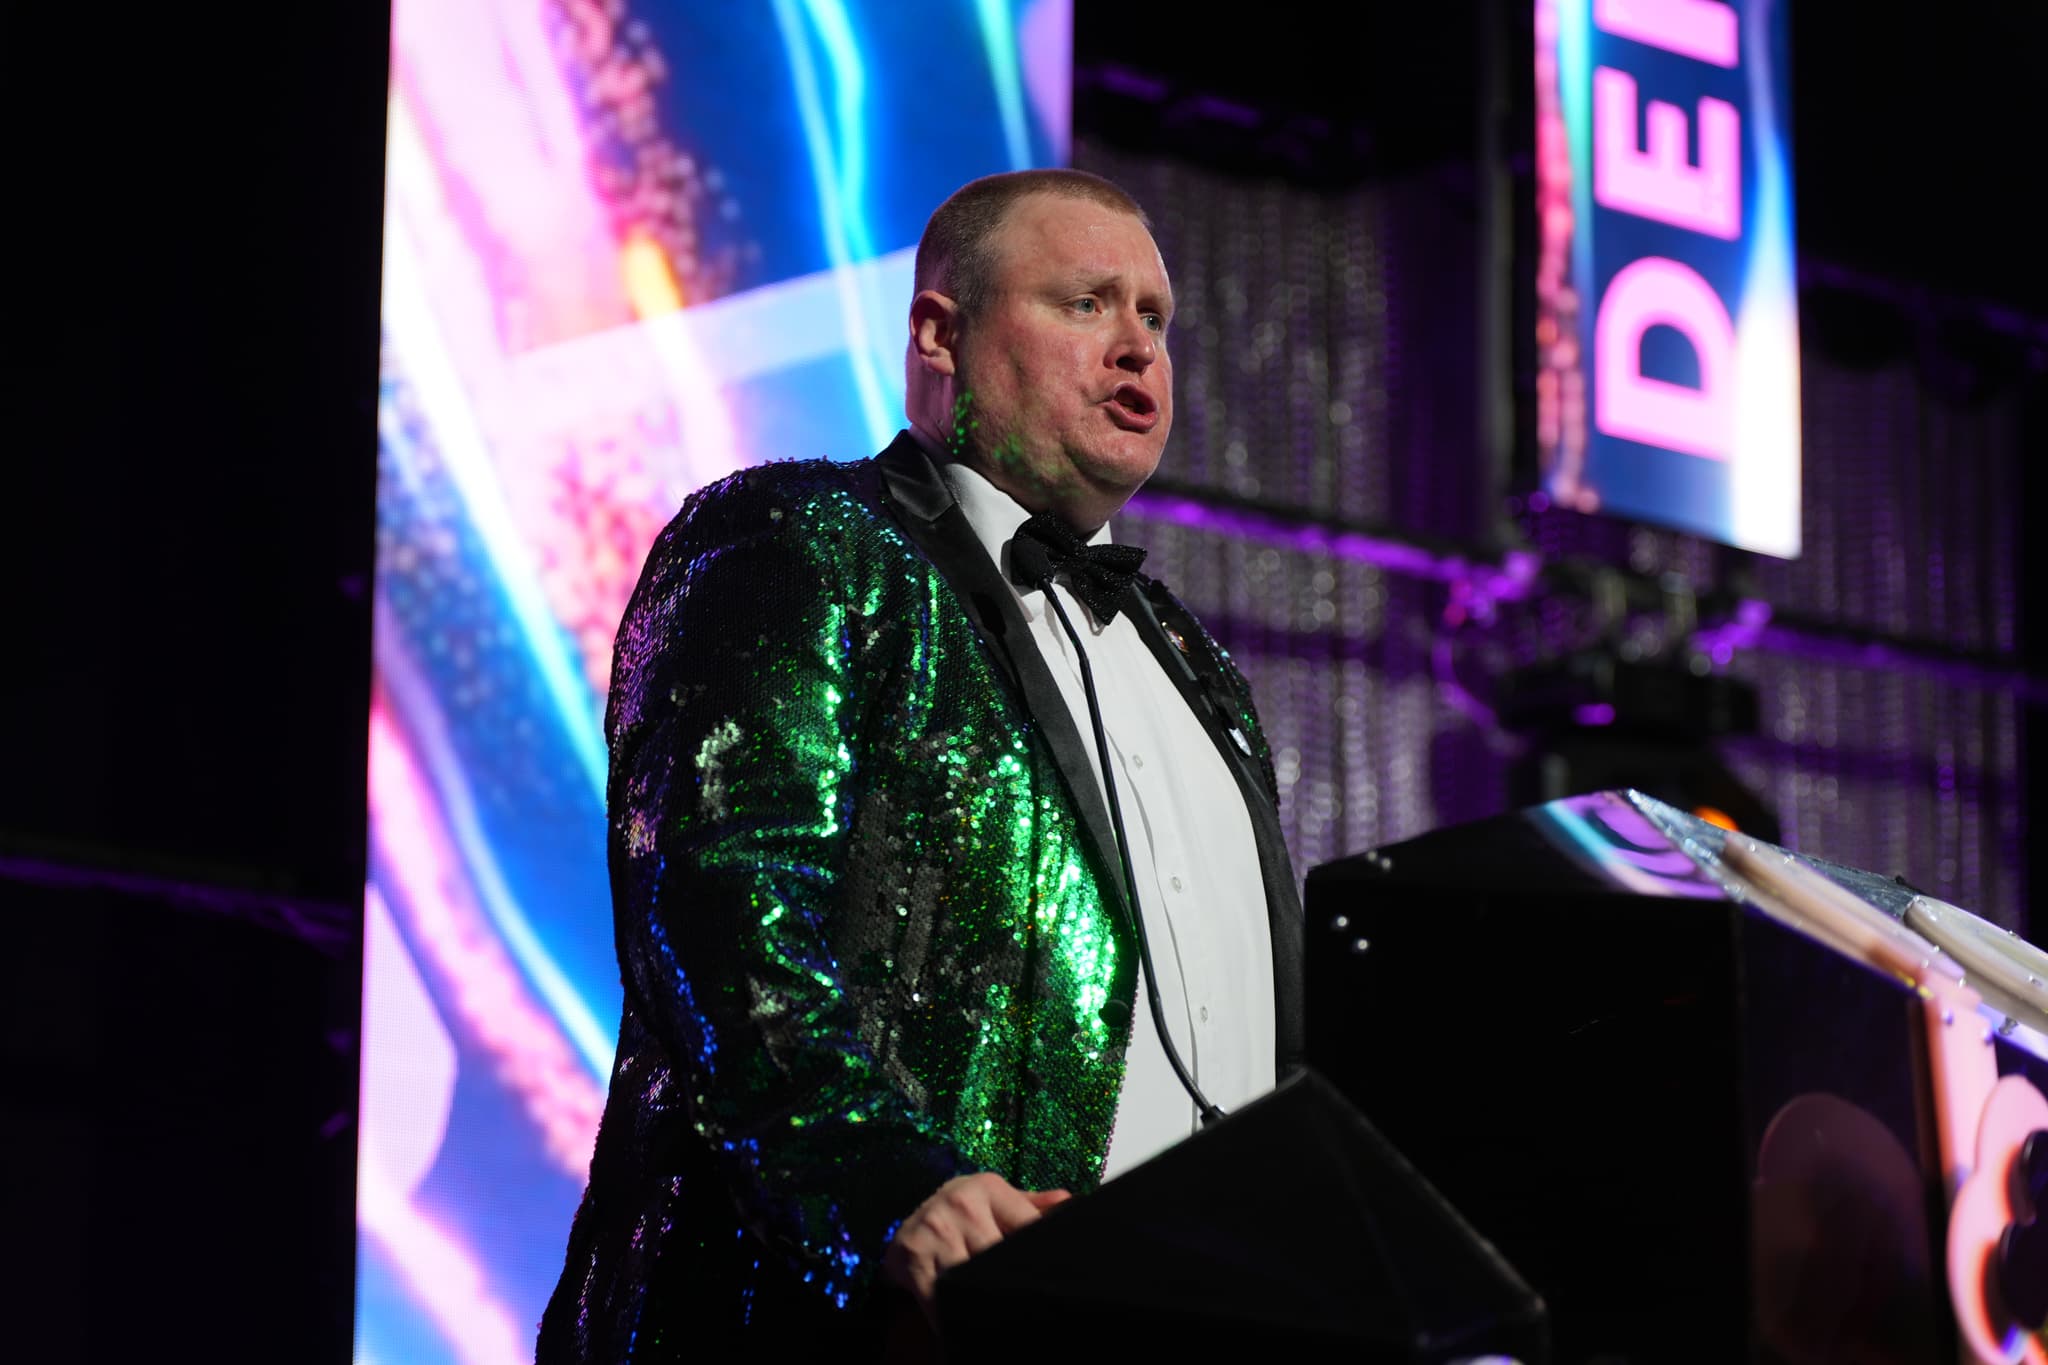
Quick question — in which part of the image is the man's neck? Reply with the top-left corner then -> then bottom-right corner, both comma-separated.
906,420 -> 954,466
904,408 -> 1136,533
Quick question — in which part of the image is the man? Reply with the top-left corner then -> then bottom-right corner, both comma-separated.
539,169 -> 1302,1361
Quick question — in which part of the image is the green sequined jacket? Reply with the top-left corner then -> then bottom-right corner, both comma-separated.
540,435 -> 1303,1359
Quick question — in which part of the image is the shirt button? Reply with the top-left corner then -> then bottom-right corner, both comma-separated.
1131,753 -> 1144,768
1170,875 -> 1184,892
1199,1005 -> 1211,1023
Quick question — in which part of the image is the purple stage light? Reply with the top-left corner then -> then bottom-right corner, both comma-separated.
1127,487 -> 1542,607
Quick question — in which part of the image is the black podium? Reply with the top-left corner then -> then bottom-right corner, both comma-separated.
1304,789 -> 2048,1365
937,1068 -> 1549,1362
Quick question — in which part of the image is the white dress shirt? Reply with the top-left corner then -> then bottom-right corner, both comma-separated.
938,459 -> 1276,1180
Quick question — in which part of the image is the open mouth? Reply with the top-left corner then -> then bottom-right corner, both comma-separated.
1107,383 -> 1159,431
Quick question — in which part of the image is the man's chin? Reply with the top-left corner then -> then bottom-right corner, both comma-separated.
1078,439 -> 1167,497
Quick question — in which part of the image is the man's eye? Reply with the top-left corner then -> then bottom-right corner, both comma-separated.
1144,314 -> 1166,332
1071,297 -> 1099,314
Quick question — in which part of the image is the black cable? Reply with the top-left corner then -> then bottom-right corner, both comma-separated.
1013,539 -> 1226,1127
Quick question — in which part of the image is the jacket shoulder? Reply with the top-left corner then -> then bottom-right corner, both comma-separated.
669,456 -> 883,542
610,458 -> 894,692
629,456 -> 906,589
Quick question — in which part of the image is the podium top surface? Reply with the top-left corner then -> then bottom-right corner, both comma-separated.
1309,789 -> 2048,1053
1314,790 -> 1908,913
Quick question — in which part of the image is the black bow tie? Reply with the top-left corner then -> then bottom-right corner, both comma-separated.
1007,511 -> 1148,623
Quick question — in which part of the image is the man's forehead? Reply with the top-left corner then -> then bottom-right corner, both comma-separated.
994,195 -> 1171,288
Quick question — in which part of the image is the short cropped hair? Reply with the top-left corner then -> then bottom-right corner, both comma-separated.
913,169 -> 1150,320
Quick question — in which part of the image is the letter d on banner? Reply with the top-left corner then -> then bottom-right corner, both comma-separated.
1594,256 -> 1735,461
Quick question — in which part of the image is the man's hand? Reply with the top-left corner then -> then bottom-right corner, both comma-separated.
884,1172 -> 1071,1313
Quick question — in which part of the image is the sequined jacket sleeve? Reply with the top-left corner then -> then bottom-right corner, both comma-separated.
603,469 -> 972,1303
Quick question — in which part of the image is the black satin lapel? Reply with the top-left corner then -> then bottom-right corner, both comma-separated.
874,435 -> 1135,931
1126,585 -> 1306,1071
874,431 -> 955,523
876,435 -> 1022,700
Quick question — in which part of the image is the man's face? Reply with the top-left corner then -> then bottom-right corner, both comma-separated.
954,194 -> 1174,528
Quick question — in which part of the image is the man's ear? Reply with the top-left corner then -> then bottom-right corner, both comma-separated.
909,290 -> 962,377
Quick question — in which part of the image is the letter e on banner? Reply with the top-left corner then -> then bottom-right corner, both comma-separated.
1593,0 -> 1738,66
1594,256 -> 1735,460
1593,67 -> 1741,238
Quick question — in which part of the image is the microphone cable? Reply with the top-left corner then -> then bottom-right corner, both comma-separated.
1011,537 -> 1226,1127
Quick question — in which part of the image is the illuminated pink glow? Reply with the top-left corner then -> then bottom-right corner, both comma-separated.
1549,794 -> 1728,899
1948,1076 -> 2048,1365
1594,256 -> 1735,461
1019,0 -> 1074,158
368,700 -> 604,1180
360,883 -> 458,1199
359,1170 -> 530,1365
388,0 -> 633,351
1593,68 -> 1740,239
385,0 -> 740,709
531,428 -> 688,697
1594,0 -> 1738,67
1531,0 -> 1588,501
1593,798 -> 1720,880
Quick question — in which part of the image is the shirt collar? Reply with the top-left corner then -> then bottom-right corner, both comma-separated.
930,453 -> 1113,626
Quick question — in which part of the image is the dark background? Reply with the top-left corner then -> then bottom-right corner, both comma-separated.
4,2 -> 2040,1359
8,4 -> 388,1358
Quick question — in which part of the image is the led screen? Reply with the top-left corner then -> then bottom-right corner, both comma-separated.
358,3 -> 1071,1360
1534,0 -> 1800,557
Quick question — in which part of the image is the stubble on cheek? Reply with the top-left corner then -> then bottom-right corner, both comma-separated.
943,390 -> 982,459
984,430 -> 1029,471
944,386 -> 1026,473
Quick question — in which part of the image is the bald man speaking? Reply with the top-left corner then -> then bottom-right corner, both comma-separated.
541,169 -> 1302,1362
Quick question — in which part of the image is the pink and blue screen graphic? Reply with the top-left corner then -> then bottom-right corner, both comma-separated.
360,3 -> 1071,1360
1535,0 -> 1800,558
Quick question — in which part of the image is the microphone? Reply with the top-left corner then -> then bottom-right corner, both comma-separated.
1008,535 -> 1056,592
1013,542 -> 1225,1128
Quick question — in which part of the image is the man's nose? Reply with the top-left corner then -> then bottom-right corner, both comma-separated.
1111,312 -> 1158,372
